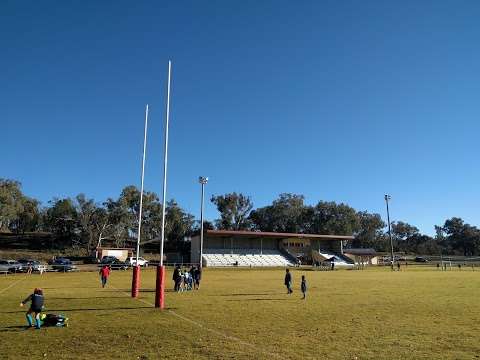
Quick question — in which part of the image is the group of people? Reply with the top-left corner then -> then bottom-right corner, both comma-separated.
284,269 -> 307,300
172,265 -> 202,292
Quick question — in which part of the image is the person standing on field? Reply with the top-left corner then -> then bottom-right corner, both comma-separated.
99,265 -> 110,288
173,265 -> 181,291
194,266 -> 202,290
300,275 -> 307,300
284,268 -> 293,294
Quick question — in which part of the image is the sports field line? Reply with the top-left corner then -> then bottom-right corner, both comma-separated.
0,276 -> 26,296
106,280 -> 286,360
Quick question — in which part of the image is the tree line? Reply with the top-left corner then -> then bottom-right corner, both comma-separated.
1,178 -> 480,256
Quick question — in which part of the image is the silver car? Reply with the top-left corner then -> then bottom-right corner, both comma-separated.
6,260 -> 23,273
0,260 -> 13,273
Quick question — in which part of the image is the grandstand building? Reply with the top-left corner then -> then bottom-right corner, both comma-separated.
191,230 -> 355,267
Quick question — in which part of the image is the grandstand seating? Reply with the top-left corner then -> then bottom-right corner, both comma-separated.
203,249 -> 294,267
313,250 -> 355,268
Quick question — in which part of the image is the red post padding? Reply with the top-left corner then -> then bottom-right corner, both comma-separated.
155,265 -> 165,309
131,265 -> 140,298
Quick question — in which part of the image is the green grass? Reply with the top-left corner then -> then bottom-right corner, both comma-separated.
1,267 -> 480,360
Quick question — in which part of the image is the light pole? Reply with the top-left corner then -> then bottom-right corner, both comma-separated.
198,176 -> 208,268
384,194 -> 394,271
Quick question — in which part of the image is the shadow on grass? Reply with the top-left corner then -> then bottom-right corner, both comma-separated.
0,325 -> 31,333
1,306 -> 155,314
100,288 -> 176,293
226,298 -> 286,302
49,296 -> 129,300
214,292 -> 278,297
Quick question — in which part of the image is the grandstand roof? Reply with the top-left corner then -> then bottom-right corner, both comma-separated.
343,248 -> 377,256
206,230 -> 354,240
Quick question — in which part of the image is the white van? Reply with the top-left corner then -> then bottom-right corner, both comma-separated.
125,257 -> 149,267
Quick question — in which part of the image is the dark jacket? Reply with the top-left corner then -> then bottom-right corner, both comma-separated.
284,272 -> 292,286
173,268 -> 179,281
22,293 -> 44,312
195,268 -> 202,281
301,279 -> 307,292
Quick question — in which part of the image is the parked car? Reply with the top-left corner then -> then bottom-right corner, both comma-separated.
0,260 -> 12,273
125,257 -> 149,267
108,258 -> 131,270
30,260 -> 48,273
52,258 -> 76,272
100,256 -> 119,264
415,256 -> 428,263
6,260 -> 23,273
17,259 -> 36,272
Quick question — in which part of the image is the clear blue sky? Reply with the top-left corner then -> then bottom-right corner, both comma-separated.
1,0 -> 479,234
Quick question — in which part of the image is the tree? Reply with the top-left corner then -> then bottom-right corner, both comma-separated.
211,192 -> 253,230
441,218 -> 480,256
15,197 -> 41,233
163,200 -> 195,253
250,193 -> 310,233
309,201 -> 360,236
106,185 -> 162,247
391,221 -> 419,242
75,194 -> 111,254
0,179 -> 25,231
43,198 -> 78,248
353,211 -> 386,249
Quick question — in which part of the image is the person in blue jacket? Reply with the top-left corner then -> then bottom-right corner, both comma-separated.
20,288 -> 44,329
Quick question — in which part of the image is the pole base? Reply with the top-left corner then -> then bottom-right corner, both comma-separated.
155,265 -> 165,309
131,265 -> 141,298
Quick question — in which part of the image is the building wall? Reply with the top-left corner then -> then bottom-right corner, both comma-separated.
97,248 -> 132,261
344,254 -> 378,265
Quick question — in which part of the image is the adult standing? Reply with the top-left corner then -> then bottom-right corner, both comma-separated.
99,265 -> 110,288
284,269 -> 293,294
173,265 -> 180,291
194,266 -> 202,290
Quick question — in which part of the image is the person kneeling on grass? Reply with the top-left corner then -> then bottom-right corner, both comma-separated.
20,288 -> 44,329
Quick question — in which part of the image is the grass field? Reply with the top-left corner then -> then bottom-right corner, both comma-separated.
1,267 -> 479,360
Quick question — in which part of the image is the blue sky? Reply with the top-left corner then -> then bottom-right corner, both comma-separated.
1,0 -> 479,234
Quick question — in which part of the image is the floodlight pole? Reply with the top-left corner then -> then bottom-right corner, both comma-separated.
132,104 -> 149,298
198,176 -> 208,268
385,194 -> 394,271
155,60 -> 172,309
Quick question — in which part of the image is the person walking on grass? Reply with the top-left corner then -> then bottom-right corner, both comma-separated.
99,265 -> 110,288
284,268 -> 293,294
194,266 -> 202,290
20,288 -> 44,329
301,275 -> 307,300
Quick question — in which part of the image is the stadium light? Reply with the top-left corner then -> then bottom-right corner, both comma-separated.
131,104 -> 149,298
155,60 -> 172,309
384,194 -> 394,271
199,176 -> 208,269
